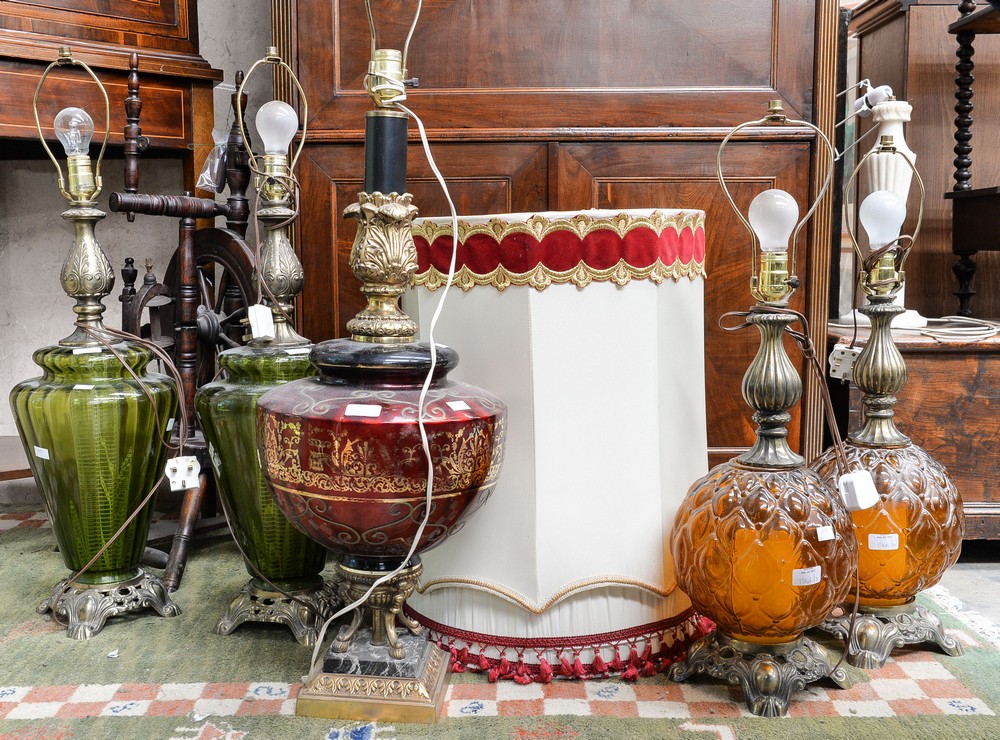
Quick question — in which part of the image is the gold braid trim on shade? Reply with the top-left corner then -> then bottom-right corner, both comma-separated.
415,575 -> 680,614
415,257 -> 706,292
411,209 -> 705,242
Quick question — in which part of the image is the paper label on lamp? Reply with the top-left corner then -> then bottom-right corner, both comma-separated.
815,525 -> 835,542
869,533 -> 900,551
33,446 -> 50,460
166,455 -> 201,492
792,565 -> 822,587
345,404 -> 382,418
72,347 -> 102,355
446,400 -> 471,412
285,347 -> 311,355
838,470 -> 880,511
247,304 -> 275,341
166,418 -> 175,432
73,384 -> 95,391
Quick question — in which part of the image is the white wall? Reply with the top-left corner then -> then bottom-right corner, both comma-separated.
0,3 -> 271,440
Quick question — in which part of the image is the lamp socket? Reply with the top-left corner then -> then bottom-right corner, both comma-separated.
166,455 -> 201,492
838,470 -> 879,511
829,343 -> 861,382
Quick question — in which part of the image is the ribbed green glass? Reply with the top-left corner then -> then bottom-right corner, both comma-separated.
9,342 -> 177,585
196,346 -> 326,591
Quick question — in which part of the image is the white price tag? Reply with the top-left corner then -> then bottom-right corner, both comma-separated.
345,404 -> 382,418
73,384 -> 95,391
166,456 -> 201,492
815,525 -> 835,542
792,565 -> 822,587
868,533 -> 900,551
33,446 -> 50,460
166,417 -> 175,432
285,347 -> 311,355
446,400 -> 471,412
247,304 -> 275,341
72,347 -> 102,355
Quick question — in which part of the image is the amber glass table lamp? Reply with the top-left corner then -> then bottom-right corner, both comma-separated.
9,48 -> 179,638
668,102 -> 858,717
255,1 -> 507,722
813,136 -> 964,669
196,49 -> 336,646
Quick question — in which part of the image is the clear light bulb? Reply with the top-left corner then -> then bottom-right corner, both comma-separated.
53,107 -> 94,157
859,190 -> 906,250
748,189 -> 799,253
255,100 -> 298,155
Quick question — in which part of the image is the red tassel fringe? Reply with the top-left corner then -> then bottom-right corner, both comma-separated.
425,609 -> 714,684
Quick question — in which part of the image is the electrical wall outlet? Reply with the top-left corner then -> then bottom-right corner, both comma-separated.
829,343 -> 861,382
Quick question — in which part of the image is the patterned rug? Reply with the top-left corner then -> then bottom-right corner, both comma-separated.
2,504 -> 999,739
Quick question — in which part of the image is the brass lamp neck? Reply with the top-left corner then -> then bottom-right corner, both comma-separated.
58,204 -> 113,346
849,298 -> 910,448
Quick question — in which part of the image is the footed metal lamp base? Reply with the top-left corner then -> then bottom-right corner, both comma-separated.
38,569 -> 181,640
668,632 -> 851,717
215,579 -> 338,646
820,601 -> 963,669
297,627 -> 450,723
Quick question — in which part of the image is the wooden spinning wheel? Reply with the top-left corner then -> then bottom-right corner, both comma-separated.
112,56 -> 258,590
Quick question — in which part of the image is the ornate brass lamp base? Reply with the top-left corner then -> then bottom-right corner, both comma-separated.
668,632 -> 851,717
38,569 -> 180,640
820,601 -> 963,669
332,558 -> 424,660
215,579 -> 338,646
297,628 -> 449,723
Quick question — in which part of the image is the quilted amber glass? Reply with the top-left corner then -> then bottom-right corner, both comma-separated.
9,342 -> 176,585
196,345 -> 327,590
672,460 -> 857,643
812,445 -> 963,608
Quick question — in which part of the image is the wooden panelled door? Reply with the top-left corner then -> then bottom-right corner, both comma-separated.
279,0 -> 839,463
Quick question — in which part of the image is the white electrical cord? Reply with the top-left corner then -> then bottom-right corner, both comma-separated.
308,101 -> 461,672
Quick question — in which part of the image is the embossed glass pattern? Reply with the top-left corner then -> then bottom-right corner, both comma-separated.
196,345 -> 327,590
672,462 -> 857,643
10,343 -> 176,584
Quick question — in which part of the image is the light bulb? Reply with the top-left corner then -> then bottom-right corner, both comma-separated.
748,189 -> 798,253
53,107 -> 94,157
859,190 -> 906,249
256,100 -> 298,155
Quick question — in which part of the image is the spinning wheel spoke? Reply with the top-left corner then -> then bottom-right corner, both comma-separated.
197,266 -> 213,308
213,268 -> 232,315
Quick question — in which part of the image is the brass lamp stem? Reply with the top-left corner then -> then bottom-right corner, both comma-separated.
849,297 -> 910,448
737,308 -> 804,468
343,191 -> 420,343
254,158 -> 308,348
59,203 -> 114,347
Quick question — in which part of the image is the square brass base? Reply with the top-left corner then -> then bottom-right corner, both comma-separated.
296,636 -> 450,723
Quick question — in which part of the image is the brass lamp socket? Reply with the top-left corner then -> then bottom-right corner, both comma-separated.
367,49 -> 405,107
260,153 -> 291,201
867,251 -> 900,295
754,251 -> 792,304
66,155 -> 97,202
876,135 -> 897,153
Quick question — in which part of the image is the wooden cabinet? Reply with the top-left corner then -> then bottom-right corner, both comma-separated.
851,0 -> 1000,318
0,0 -> 221,187
829,326 -> 1000,539
277,0 -> 840,464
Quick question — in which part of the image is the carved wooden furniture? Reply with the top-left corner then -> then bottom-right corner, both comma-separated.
114,60 -> 256,590
0,0 -> 220,187
275,0 -> 840,464
947,1 -> 1000,316
849,0 -> 1000,319
828,324 -> 1000,539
